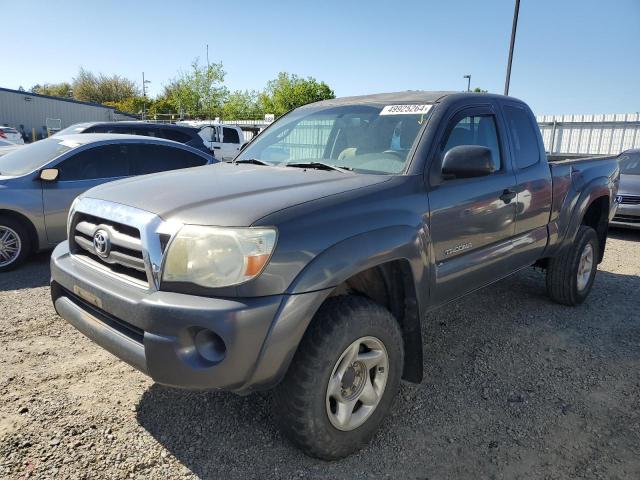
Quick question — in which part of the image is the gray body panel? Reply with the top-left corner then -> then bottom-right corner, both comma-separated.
50,92 -> 620,393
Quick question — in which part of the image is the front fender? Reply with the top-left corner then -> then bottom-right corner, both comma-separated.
287,225 -> 429,306
242,225 -> 430,392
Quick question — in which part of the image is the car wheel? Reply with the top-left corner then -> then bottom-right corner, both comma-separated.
546,225 -> 599,306
273,295 -> 404,460
0,216 -> 32,272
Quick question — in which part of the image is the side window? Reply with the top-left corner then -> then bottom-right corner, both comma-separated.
57,145 -> 132,181
131,144 -> 207,175
442,114 -> 502,172
503,105 -> 540,169
160,129 -> 191,143
223,127 -> 240,144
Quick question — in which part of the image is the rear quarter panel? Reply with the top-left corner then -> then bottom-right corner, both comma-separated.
545,156 -> 619,257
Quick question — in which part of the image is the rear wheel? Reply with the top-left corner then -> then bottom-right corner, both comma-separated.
273,296 -> 404,460
546,225 -> 599,306
0,216 -> 32,272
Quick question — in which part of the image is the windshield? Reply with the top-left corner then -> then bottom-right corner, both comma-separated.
0,137 -> 79,176
236,103 -> 432,174
620,153 -> 640,175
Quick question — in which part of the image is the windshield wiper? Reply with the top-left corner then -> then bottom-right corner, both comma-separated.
284,162 -> 352,173
232,158 -> 271,166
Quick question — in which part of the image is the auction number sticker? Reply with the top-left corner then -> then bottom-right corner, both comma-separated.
380,104 -> 432,115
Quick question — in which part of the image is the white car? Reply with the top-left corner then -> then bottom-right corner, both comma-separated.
177,121 -> 245,160
0,126 -> 24,145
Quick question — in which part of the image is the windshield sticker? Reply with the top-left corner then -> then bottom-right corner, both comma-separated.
380,104 -> 432,116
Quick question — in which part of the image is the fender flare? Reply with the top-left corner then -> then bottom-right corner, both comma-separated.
287,225 -> 429,383
559,176 -> 611,260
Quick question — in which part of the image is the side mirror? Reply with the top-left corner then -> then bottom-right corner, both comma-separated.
442,145 -> 495,179
239,142 -> 249,152
40,168 -> 59,182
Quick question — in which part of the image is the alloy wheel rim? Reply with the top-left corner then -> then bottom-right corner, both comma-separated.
0,226 -> 21,267
325,336 -> 389,431
576,243 -> 594,291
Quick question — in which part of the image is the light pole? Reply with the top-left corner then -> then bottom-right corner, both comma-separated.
504,0 -> 521,96
463,75 -> 471,92
142,72 -> 151,120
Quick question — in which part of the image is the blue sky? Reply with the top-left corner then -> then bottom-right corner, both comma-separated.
3,0 -> 639,115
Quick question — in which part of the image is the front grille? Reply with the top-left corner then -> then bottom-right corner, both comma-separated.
619,195 -> 640,205
70,213 -> 149,286
613,214 -> 640,224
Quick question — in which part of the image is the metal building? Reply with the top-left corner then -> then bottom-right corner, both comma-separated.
0,87 -> 124,141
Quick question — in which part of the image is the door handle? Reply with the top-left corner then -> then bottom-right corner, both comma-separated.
499,188 -> 517,203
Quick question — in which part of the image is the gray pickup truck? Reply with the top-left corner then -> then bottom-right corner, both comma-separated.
51,91 -> 619,459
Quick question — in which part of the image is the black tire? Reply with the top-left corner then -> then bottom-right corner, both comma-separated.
0,216 -> 32,273
273,295 -> 404,460
546,225 -> 599,306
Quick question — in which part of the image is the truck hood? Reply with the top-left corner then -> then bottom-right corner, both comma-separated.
619,174 -> 640,195
83,162 -> 391,226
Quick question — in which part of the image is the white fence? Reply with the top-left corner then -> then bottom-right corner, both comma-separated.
537,113 -> 640,156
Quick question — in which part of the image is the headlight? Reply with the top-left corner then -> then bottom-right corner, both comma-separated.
162,226 -> 277,288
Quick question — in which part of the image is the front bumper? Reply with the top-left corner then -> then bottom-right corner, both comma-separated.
51,242 -> 329,393
611,203 -> 640,230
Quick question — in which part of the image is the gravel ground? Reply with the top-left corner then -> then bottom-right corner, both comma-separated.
1,229 -> 639,479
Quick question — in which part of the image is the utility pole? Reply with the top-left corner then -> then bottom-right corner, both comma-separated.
504,0 -> 521,96
463,75 -> 471,92
142,72 -> 151,120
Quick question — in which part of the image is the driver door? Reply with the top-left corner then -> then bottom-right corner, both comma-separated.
428,106 -> 518,306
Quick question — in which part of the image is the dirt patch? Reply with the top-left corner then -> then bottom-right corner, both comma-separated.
1,232 -> 639,479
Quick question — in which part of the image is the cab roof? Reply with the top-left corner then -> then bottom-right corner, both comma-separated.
307,90 -> 518,107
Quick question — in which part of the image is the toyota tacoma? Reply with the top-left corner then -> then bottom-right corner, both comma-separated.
50,92 -> 620,459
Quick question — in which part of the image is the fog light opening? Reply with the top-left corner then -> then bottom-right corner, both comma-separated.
194,329 -> 226,364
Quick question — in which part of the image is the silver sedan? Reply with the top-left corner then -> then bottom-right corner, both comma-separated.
612,149 -> 640,230
0,134 -> 215,271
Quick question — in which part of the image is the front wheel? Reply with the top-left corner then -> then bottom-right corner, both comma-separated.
546,225 -> 599,306
273,296 -> 404,460
0,217 -> 32,272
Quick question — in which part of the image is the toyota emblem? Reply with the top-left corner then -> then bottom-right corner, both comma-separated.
93,229 -> 111,258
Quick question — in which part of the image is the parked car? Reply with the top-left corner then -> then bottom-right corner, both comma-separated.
177,121 -> 246,160
50,92 -> 619,459
0,126 -> 25,145
0,139 -> 22,157
611,149 -> 640,229
54,122 -> 213,155
0,134 -> 215,271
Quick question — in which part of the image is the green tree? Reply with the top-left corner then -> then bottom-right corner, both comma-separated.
221,90 -> 263,119
148,97 -> 178,118
473,87 -> 488,93
259,72 -> 334,117
165,59 -> 228,118
31,82 -> 73,98
103,96 -> 147,114
72,68 -> 139,104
